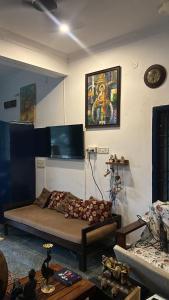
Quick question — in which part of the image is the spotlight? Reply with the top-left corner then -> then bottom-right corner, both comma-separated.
59,23 -> 70,33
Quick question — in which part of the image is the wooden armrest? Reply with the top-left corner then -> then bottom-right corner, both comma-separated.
116,219 -> 146,249
82,214 -> 121,246
117,219 -> 146,235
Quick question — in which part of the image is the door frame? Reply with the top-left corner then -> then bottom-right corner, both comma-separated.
152,104 -> 169,202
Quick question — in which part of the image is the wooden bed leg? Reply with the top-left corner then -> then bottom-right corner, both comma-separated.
79,253 -> 87,272
79,248 -> 87,272
80,227 -> 88,272
4,224 -> 8,236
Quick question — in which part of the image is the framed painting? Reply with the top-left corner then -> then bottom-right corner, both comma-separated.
20,83 -> 36,123
85,66 -> 121,128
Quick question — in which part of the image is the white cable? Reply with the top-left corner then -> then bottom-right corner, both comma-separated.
88,152 -> 104,200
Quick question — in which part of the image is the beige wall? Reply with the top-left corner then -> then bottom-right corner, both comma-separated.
36,31 -> 169,228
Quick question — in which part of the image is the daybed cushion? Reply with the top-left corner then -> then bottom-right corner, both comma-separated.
4,205 -> 117,244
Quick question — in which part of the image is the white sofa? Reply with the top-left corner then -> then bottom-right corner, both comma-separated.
114,244 -> 169,298
114,201 -> 169,298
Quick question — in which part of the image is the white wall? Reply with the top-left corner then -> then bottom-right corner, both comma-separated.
40,31 -> 169,227
35,79 -> 86,197
1,30 -> 169,231
0,38 -> 68,76
0,69 -> 62,122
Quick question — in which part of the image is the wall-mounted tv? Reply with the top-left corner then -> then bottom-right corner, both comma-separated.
50,124 -> 84,159
34,127 -> 50,157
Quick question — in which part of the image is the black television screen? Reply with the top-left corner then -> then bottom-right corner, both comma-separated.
34,127 -> 50,157
50,124 -> 84,159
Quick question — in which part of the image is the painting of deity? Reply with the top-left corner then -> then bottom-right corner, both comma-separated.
85,66 -> 121,128
20,83 -> 36,123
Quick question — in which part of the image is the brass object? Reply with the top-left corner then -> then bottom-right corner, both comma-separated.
41,243 -> 55,294
121,270 -> 128,285
43,243 -> 53,249
99,255 -> 132,297
111,286 -> 119,296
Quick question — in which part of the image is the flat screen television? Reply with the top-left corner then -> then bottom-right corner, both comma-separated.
50,124 -> 84,159
34,127 -> 50,157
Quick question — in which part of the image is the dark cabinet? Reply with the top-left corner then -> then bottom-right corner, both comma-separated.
0,121 -> 35,220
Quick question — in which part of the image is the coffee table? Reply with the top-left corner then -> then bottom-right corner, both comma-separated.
5,264 -> 96,300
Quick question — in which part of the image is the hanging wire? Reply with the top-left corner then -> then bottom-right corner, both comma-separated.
88,152 -> 104,200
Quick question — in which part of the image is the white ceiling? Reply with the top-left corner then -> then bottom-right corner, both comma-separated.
0,0 -> 168,56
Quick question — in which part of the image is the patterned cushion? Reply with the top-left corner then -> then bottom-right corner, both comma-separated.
142,201 -> 169,240
65,198 -> 85,219
48,191 -> 81,214
129,240 -> 169,273
34,188 -> 51,208
64,196 -> 112,224
48,191 -> 68,213
84,197 -> 112,224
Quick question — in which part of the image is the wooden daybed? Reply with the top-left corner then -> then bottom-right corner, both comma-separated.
3,204 -> 121,271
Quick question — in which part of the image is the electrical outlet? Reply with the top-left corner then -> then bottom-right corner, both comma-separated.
97,147 -> 109,154
86,147 -> 97,153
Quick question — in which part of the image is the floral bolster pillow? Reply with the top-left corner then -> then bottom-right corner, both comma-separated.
65,195 -> 112,224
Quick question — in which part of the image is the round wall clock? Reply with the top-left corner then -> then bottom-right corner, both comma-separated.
144,64 -> 167,88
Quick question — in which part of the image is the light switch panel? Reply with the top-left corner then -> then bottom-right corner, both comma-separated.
36,159 -> 45,168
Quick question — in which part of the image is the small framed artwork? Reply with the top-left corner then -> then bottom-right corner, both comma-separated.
85,66 -> 121,128
20,83 -> 36,123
